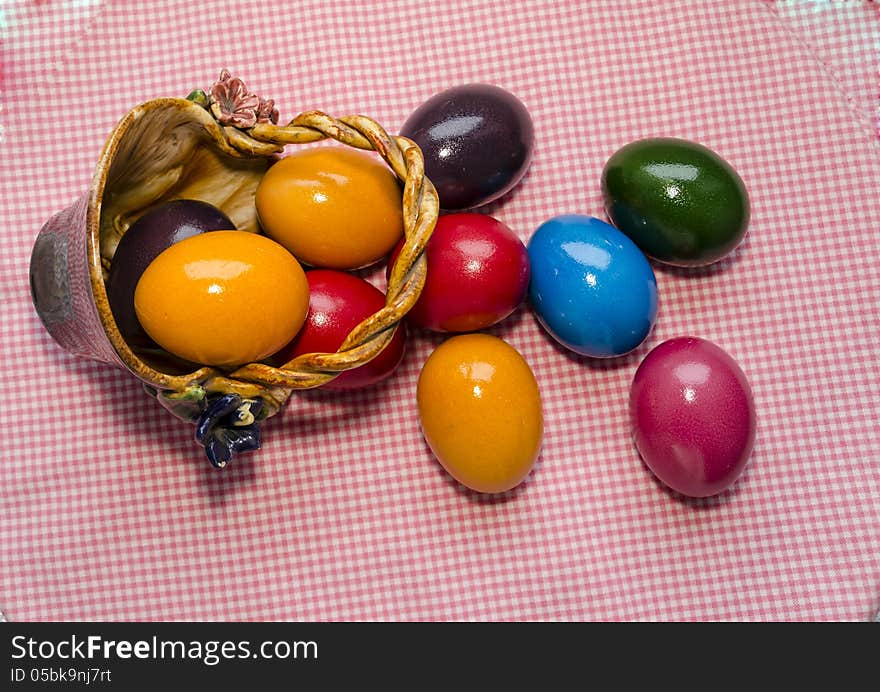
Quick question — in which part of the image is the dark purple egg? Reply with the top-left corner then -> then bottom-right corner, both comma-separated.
400,83 -> 534,210
107,199 -> 234,345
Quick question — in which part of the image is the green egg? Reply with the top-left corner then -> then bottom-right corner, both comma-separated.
601,138 -> 750,267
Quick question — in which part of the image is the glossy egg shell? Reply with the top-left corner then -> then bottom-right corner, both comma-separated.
388,213 -> 530,332
527,215 -> 658,358
255,147 -> 404,270
601,138 -> 750,266
417,334 -> 543,493
630,336 -> 757,498
399,83 -> 534,210
106,199 -> 234,346
273,270 -> 407,390
134,231 -> 310,367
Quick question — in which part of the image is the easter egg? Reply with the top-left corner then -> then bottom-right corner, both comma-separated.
273,270 -> 407,390
400,83 -> 534,210
601,138 -> 750,266
417,334 -> 543,494
630,336 -> 757,498
387,213 -> 530,332
255,146 -> 404,270
106,199 -> 233,346
527,215 -> 658,358
134,231 -> 309,367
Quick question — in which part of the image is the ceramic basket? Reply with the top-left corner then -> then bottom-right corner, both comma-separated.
29,71 -> 439,467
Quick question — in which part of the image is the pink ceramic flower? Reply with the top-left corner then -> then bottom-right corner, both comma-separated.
209,70 -> 261,128
256,97 -> 279,124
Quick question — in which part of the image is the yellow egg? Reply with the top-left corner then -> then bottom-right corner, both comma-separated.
134,231 -> 309,367
416,334 -> 543,493
255,146 -> 405,270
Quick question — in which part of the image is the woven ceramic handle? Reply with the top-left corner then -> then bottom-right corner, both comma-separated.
218,110 -> 439,389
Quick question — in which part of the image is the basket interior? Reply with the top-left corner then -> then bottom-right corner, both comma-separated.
95,99 -> 274,377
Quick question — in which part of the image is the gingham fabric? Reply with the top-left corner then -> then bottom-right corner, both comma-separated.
2,0 -> 879,622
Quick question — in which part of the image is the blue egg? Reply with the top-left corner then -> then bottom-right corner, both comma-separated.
527,215 -> 658,358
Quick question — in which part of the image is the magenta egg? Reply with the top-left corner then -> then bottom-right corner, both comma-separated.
629,336 -> 756,498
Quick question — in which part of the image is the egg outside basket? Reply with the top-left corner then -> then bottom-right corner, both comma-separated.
29,71 -> 439,468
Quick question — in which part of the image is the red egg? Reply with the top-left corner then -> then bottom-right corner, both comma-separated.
274,270 -> 406,390
629,336 -> 757,498
389,213 -> 530,332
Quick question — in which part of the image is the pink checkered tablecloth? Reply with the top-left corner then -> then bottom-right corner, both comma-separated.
2,0 -> 879,622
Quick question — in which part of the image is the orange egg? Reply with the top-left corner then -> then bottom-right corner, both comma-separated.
417,334 -> 543,493
255,146 -> 405,270
134,231 -> 309,367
